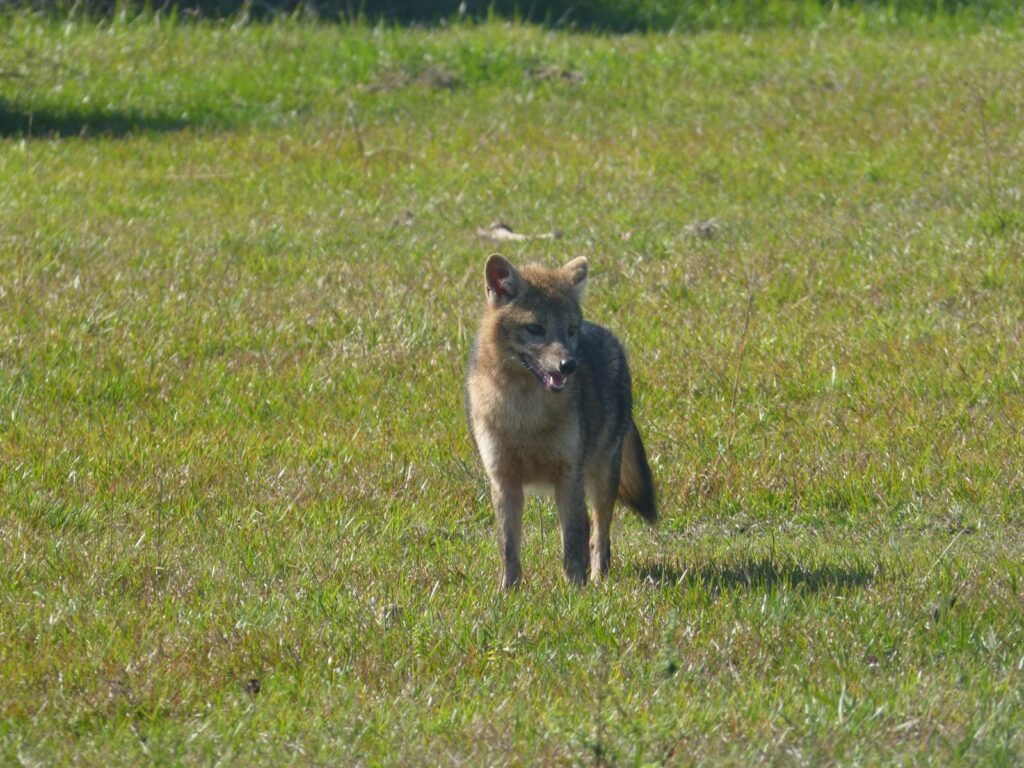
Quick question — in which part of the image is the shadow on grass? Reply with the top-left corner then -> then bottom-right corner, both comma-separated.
634,556 -> 875,593
30,0 -> 1003,33
0,101 -> 190,138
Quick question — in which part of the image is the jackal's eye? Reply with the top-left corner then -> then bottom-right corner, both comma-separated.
524,324 -> 544,336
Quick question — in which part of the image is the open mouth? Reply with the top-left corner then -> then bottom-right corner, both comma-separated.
520,354 -> 568,392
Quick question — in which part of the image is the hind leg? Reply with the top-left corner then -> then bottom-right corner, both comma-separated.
555,476 -> 590,585
586,463 -> 620,581
589,495 -> 614,580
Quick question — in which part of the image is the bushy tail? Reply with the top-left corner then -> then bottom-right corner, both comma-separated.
617,419 -> 657,523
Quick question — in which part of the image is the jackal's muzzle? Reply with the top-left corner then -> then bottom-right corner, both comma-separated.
521,354 -> 576,392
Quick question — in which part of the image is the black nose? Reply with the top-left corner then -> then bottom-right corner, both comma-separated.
559,358 -> 578,375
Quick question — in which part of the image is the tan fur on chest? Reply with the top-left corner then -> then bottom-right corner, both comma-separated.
468,371 -> 580,484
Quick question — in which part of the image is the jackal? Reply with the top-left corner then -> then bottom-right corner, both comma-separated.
465,254 -> 656,588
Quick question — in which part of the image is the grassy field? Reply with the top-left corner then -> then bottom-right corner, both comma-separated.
2,10 -> 1024,766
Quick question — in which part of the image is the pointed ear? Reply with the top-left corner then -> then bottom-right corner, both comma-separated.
563,256 -> 588,302
484,254 -> 519,306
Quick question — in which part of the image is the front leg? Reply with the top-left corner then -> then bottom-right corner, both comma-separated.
491,482 -> 525,589
555,477 -> 590,584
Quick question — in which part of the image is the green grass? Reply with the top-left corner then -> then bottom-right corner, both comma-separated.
2,11 -> 1024,766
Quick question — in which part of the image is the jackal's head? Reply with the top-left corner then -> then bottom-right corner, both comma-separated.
482,254 -> 588,393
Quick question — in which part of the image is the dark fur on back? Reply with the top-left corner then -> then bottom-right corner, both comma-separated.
572,321 -> 657,523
